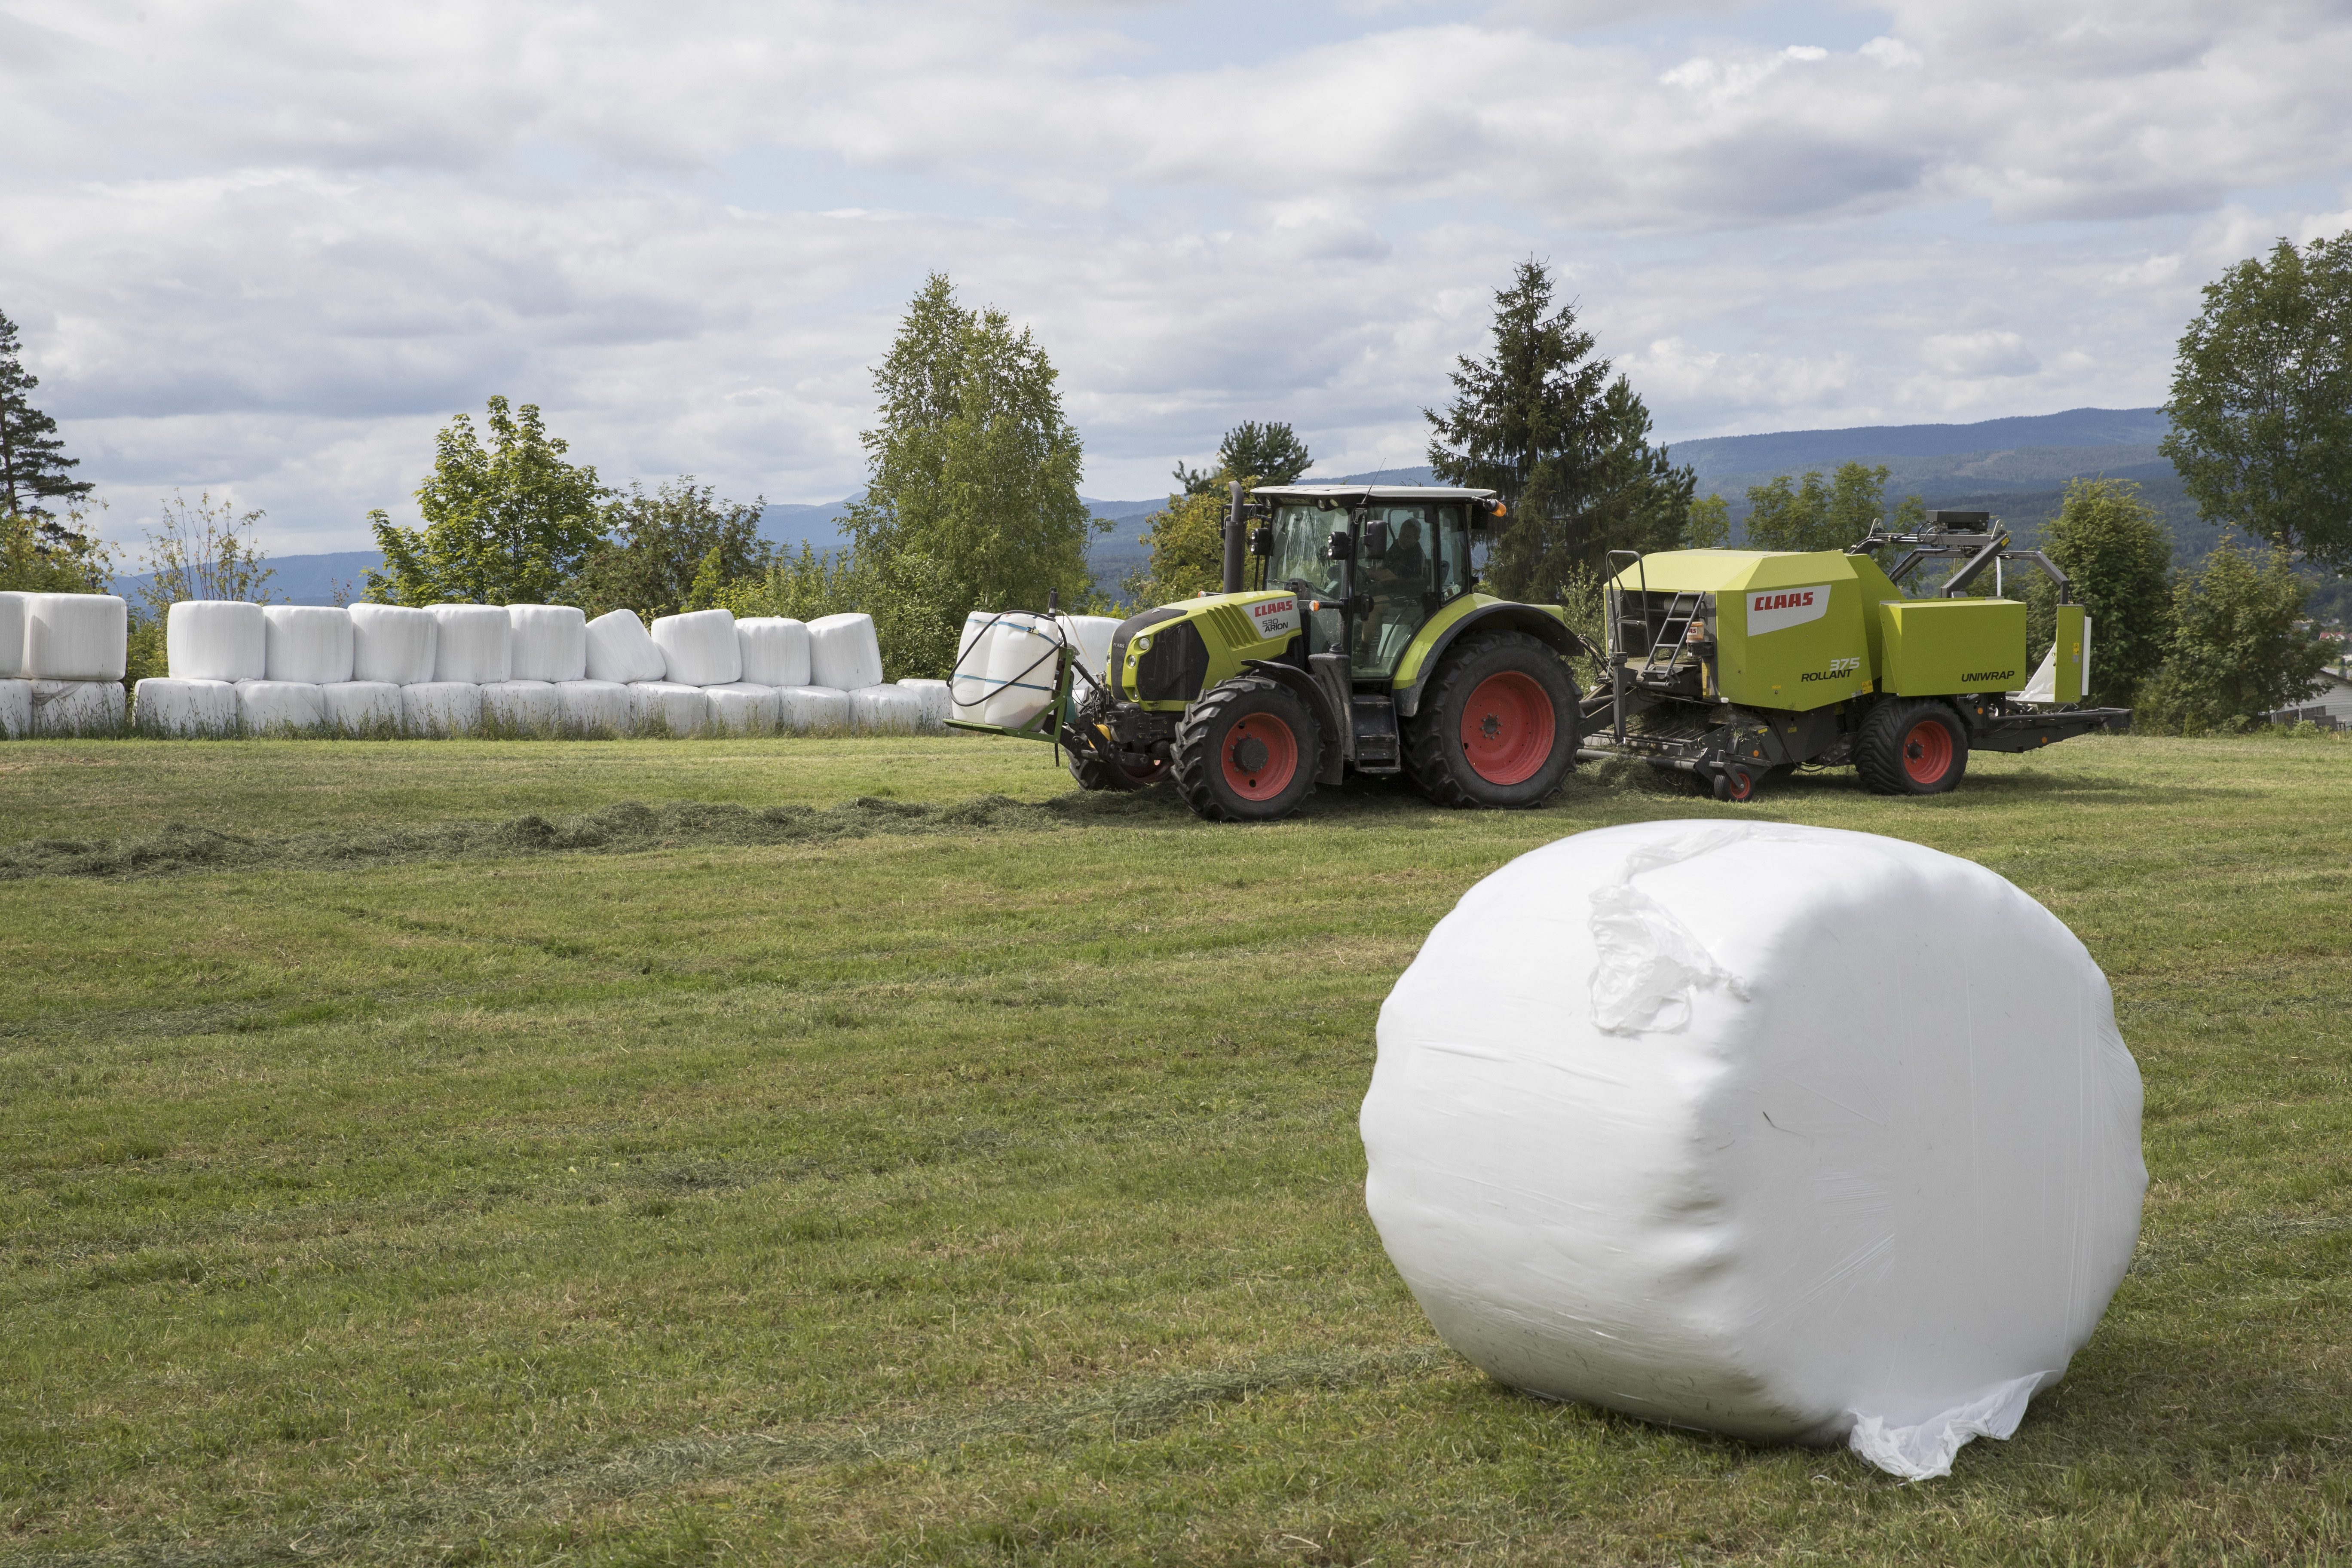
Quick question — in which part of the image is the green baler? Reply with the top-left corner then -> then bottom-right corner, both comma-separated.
1586,511 -> 2128,798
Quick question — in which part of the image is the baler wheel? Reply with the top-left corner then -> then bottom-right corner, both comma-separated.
1404,630 -> 1580,809
1856,699 -> 1969,796
1170,675 -> 1321,822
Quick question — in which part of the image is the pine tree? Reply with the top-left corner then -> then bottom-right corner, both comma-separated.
0,308 -> 96,521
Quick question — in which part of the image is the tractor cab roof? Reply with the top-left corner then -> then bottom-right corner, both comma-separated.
1250,484 -> 1498,505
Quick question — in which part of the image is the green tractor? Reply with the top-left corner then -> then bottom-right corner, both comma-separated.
947,482 -> 1588,822
1581,510 -> 2132,799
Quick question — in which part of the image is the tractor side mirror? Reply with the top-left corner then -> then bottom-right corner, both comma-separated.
1362,521 -> 1389,561
1325,530 -> 1355,562
1248,525 -> 1273,557
1472,497 -> 1506,532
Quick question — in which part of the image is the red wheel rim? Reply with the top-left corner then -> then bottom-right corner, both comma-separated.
1726,769 -> 1755,801
1222,713 -> 1298,800
1902,718 -> 1953,784
1459,672 -> 1555,786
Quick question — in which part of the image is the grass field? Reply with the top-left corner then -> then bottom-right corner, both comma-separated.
3,730 -> 2349,1565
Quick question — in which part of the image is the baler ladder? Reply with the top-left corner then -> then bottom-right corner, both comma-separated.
1638,591 -> 1703,680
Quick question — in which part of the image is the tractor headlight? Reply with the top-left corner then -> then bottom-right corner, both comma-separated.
1132,635 -> 1151,654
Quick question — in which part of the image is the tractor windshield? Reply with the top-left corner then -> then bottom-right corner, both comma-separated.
1266,500 -> 1472,676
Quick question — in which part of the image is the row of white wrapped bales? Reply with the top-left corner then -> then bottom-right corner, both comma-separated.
0,591 -> 132,738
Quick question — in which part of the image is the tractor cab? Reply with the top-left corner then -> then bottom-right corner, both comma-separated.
1249,486 -> 1491,679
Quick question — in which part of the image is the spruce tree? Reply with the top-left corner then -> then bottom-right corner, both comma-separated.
0,308 -> 96,521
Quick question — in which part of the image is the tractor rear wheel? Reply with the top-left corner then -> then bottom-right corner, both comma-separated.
1171,675 -> 1322,822
1404,630 -> 1580,809
1855,699 -> 1969,795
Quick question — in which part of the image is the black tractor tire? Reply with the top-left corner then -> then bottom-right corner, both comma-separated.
1404,630 -> 1580,809
1855,698 -> 1969,795
1170,675 -> 1323,823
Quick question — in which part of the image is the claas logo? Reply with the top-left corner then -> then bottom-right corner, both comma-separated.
1752,590 -> 1815,612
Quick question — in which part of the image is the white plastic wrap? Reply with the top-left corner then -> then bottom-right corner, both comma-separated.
0,593 -> 25,679
555,679 -> 632,735
0,678 -> 28,738
705,681 -> 784,734
776,684 -> 852,733
649,609 -> 741,687
1055,614 -> 1120,682
234,679 -> 325,734
321,681 -> 403,736
848,683 -> 925,733
737,617 -> 812,687
428,603 -> 511,684
507,603 -> 588,683
133,678 -> 239,738
807,611 -> 885,692
166,600 -> 266,682
24,594 -> 127,680
1360,821 -> 2146,1482
951,609 -> 1000,721
30,679 -> 125,735
481,679 -> 561,731
401,680 -> 481,738
349,603 -> 439,685
585,609 -> 668,684
897,677 -> 952,732
980,612 -> 1061,729
630,680 -> 708,735
263,605 -> 355,684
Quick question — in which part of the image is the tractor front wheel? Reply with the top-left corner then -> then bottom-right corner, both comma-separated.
1404,630 -> 1580,808
1855,699 -> 1969,795
1170,676 -> 1322,822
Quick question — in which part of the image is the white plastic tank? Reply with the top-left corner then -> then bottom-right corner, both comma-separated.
980,612 -> 1063,730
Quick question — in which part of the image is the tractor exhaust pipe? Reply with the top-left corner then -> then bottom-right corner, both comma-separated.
1222,479 -> 1245,594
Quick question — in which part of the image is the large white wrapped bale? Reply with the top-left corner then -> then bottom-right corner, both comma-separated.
24,593 -> 127,680
429,603 -> 511,684
849,683 -> 925,734
321,682 -> 402,736
234,679 -> 325,734
349,603 -> 438,685
555,679 -> 631,735
1055,613 -> 1120,683
630,680 -> 708,736
898,677 -> 951,732
134,678 -> 239,738
651,608 -> 741,686
166,600 -> 266,682
1361,821 -> 2147,1482
0,592 -> 25,678
0,678 -> 28,738
401,681 -> 481,737
31,679 -> 125,735
482,679 -> 561,732
705,681 -> 783,735
737,616 -> 811,686
950,609 -> 999,722
507,603 -> 588,683
585,609 -> 667,684
776,684 -> 851,733
980,611 -> 1061,729
263,604 -> 354,684
807,611 -> 883,692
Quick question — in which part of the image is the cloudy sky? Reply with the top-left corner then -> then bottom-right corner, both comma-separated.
6,0 -> 2350,554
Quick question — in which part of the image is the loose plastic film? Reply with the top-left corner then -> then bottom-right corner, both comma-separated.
25,594 -> 128,680
706,681 -> 783,734
508,604 -> 588,683
134,679 -> 239,738
776,685 -> 851,733
808,612 -> 885,692
430,604 -> 511,684
1360,821 -> 2146,1482
0,592 -> 25,678
482,679 -> 561,732
556,680 -> 632,734
849,684 -> 925,734
585,609 -> 668,684
738,617 -> 812,687
652,609 -> 742,687
167,600 -> 266,682
263,606 -> 355,684
402,681 -> 482,738
631,680 -> 708,736
236,679 -> 326,734
322,681 -> 402,736
31,680 -> 125,735
349,603 -> 438,685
